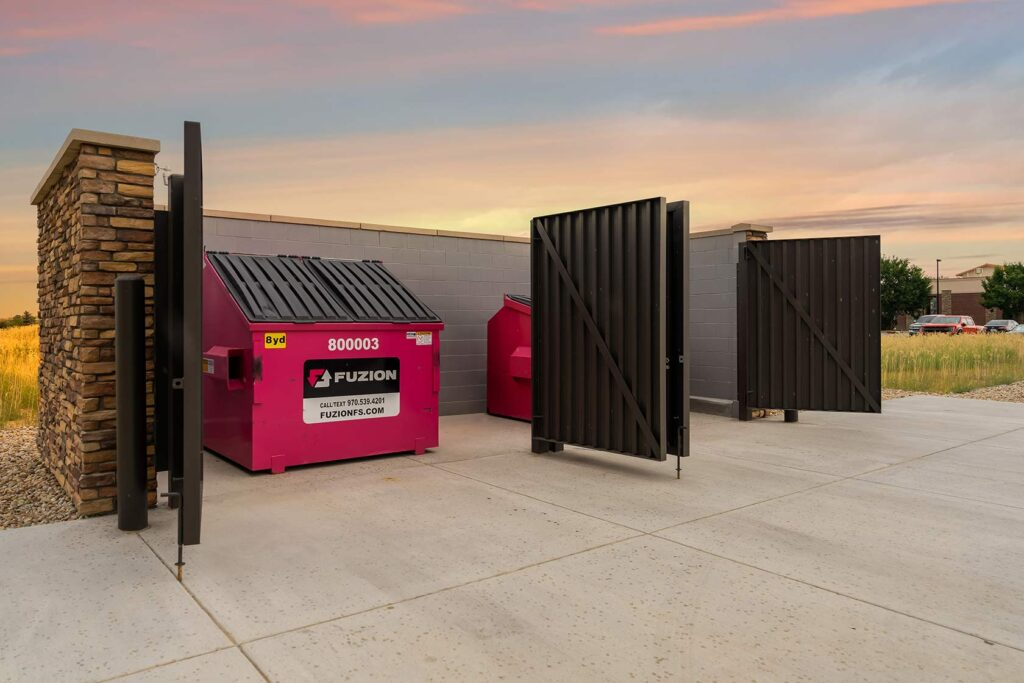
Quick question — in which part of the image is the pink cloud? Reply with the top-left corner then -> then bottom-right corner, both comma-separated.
598,0 -> 981,36
512,0 -> 638,9
302,0 -> 640,23
14,23 -> 103,40
0,2 -> 214,49
301,0 -> 477,23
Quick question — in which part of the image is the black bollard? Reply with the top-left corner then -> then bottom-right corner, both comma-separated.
784,409 -> 799,423
116,275 -> 148,531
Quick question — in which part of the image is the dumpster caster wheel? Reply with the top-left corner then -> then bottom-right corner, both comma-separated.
414,437 -> 426,455
270,455 -> 286,474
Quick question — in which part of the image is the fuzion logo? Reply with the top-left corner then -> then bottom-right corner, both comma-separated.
307,368 -> 398,388
307,368 -> 330,389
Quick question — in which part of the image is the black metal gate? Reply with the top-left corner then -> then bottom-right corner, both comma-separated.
531,198 -> 689,465
737,236 -> 881,419
666,201 -> 690,459
154,122 -> 204,559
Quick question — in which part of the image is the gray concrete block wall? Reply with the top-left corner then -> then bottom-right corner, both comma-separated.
204,217 -> 530,416
688,225 -> 771,416
204,216 -> 767,418
689,232 -> 740,413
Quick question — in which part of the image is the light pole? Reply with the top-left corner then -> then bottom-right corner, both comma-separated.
935,259 -> 942,314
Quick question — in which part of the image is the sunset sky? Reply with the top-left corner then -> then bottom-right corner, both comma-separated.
1,0 -> 1021,315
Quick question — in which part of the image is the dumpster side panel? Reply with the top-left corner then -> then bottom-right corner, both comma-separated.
487,298 -> 532,421
202,257 -> 255,468
249,323 -> 443,472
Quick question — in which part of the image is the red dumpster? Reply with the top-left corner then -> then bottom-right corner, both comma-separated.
487,294 -> 531,422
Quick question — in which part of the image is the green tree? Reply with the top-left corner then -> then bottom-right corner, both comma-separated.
880,255 -> 932,330
981,263 -> 1024,318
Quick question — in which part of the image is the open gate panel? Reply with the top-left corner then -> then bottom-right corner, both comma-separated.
737,236 -> 881,418
530,197 -> 689,462
154,122 -> 204,547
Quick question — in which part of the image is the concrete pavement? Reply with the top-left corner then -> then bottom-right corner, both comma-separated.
2,396 -> 1023,681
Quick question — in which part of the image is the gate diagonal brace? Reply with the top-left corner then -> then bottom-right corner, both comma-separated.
535,219 -> 662,459
745,245 -> 881,413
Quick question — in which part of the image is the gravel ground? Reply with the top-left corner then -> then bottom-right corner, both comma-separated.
882,388 -> 921,400
883,382 -> 1024,403
958,380 -> 1024,403
0,426 -> 78,530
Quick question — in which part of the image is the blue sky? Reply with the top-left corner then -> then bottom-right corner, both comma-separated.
1,0 -> 1022,314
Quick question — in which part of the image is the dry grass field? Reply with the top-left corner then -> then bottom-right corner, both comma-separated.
883,332 -> 1024,394
0,325 -> 38,427
3,325 -> 1024,427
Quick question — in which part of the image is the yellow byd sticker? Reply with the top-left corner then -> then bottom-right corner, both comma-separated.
264,333 -> 287,349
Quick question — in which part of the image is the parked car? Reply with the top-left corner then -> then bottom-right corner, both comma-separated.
919,315 -> 984,335
1012,323 -> 1024,335
908,314 -> 943,335
984,319 -> 1019,333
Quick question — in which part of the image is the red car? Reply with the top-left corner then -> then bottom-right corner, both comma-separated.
919,315 -> 983,335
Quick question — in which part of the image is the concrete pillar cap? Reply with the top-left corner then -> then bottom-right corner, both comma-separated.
30,129 -> 160,205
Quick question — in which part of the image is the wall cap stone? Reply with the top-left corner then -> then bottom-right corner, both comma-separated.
31,129 -> 161,205
164,204 -> 764,247
157,204 -> 532,244
692,223 -> 774,240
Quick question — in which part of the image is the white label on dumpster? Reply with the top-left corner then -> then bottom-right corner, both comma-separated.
302,357 -> 400,424
415,331 -> 432,346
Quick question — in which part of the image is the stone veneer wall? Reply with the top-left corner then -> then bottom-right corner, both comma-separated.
33,130 -> 160,515
940,290 -> 952,316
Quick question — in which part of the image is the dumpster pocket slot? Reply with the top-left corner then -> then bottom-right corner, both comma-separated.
509,346 -> 531,381
203,346 -> 246,391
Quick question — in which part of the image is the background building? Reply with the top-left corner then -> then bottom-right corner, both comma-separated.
896,263 -> 1008,329
935,263 -> 1002,322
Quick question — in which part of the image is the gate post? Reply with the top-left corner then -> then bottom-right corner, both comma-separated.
736,244 -> 752,421
116,275 -> 148,530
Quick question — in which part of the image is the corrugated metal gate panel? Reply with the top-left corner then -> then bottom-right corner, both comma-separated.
531,198 -> 668,461
738,236 -> 881,415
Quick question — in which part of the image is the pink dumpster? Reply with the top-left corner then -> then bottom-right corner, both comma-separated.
487,294 -> 532,422
203,252 -> 443,473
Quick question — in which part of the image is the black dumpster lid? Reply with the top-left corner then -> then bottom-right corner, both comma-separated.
208,252 -> 441,323
507,294 -> 531,307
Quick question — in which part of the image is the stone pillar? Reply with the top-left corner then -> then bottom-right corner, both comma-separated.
941,289 -> 952,315
31,129 -> 160,516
